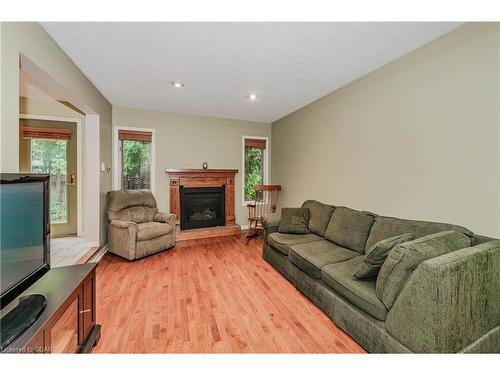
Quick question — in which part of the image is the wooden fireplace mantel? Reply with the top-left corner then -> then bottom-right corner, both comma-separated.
166,168 -> 239,174
166,168 -> 241,240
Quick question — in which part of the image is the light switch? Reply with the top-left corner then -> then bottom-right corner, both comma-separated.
101,163 -> 106,172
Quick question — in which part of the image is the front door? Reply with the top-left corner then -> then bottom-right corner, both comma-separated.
19,119 -> 78,237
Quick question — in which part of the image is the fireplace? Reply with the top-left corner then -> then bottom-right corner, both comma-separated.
166,168 -> 241,240
180,187 -> 225,230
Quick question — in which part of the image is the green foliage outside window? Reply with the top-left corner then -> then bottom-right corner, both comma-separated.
31,139 -> 68,223
244,146 -> 264,201
121,140 -> 151,189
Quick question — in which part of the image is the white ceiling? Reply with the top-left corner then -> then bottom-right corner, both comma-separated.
41,22 -> 462,123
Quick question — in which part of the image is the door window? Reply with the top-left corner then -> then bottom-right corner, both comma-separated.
31,139 -> 68,223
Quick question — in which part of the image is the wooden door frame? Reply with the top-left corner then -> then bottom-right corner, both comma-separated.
19,113 -> 83,236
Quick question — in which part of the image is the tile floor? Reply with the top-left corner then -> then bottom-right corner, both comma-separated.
50,236 -> 99,267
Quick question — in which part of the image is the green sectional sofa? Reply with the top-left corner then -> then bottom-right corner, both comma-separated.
261,200 -> 500,353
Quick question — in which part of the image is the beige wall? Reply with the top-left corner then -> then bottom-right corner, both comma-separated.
20,96 -> 86,120
1,22 -> 112,244
272,23 -> 500,237
113,106 -> 272,226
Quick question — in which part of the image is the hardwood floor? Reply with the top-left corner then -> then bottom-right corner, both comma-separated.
93,235 -> 365,353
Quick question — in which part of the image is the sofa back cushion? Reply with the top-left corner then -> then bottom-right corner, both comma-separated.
107,189 -> 158,223
324,206 -> 376,253
365,215 -> 474,252
278,208 -> 310,234
301,200 -> 335,237
376,230 -> 472,309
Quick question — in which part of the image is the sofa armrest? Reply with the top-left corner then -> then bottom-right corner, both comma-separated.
385,241 -> 500,353
154,212 -> 176,226
261,212 -> 281,243
262,212 -> 281,229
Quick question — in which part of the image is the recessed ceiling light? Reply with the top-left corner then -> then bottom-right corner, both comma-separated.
171,81 -> 185,88
248,93 -> 257,101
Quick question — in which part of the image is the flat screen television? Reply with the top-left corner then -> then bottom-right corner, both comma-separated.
0,173 -> 50,308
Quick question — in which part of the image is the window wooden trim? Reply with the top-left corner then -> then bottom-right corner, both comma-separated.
113,126 -> 156,195
244,138 -> 266,149
241,135 -> 269,206
118,129 -> 152,143
21,127 -> 71,141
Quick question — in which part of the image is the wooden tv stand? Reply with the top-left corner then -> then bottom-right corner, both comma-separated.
1,263 -> 101,353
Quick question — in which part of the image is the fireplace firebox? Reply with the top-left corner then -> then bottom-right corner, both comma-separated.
180,187 -> 225,230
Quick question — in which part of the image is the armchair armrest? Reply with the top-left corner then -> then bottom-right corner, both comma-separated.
110,219 -> 137,229
108,220 -> 138,261
154,212 -> 176,226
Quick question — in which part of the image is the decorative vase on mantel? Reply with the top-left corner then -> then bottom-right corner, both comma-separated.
202,162 -> 208,170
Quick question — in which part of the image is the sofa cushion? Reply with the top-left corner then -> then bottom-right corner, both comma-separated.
365,215 -> 474,251
353,233 -> 415,279
322,257 -> 388,321
267,232 -> 323,256
137,222 -> 174,241
289,240 -> 359,279
301,200 -> 335,237
376,230 -> 472,309
324,206 -> 376,254
278,208 -> 310,234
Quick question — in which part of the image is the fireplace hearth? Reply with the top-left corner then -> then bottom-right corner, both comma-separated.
180,187 -> 225,230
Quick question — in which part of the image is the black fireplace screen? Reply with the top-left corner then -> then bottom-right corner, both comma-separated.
180,187 -> 225,230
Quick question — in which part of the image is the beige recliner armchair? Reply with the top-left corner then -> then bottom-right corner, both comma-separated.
106,190 -> 176,260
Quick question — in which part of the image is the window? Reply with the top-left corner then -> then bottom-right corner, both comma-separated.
25,127 -> 71,224
243,136 -> 268,202
114,127 -> 155,192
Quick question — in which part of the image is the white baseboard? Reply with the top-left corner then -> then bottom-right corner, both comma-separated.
89,244 -> 108,263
